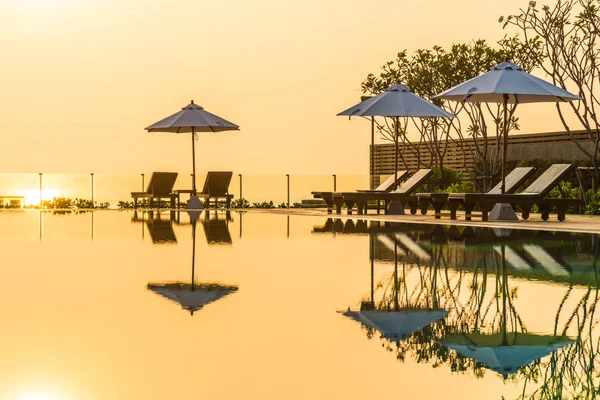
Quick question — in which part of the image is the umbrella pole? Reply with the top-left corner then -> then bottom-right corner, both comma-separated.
371,117 -> 375,189
191,220 -> 196,291
501,244 -> 508,346
370,234 -> 375,303
394,238 -> 399,311
501,95 -> 508,194
191,127 -> 197,195
394,117 -> 399,191
490,95 -> 518,220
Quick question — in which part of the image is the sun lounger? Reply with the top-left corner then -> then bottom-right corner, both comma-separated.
312,171 -> 408,214
176,171 -> 234,208
417,167 -> 535,219
131,172 -> 178,209
332,169 -> 433,215
447,164 -> 581,221
357,172 -> 409,192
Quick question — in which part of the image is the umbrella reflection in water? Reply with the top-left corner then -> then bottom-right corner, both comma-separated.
316,219 -> 597,392
438,332 -> 573,377
147,210 -> 238,315
436,237 -> 574,377
339,232 -> 448,342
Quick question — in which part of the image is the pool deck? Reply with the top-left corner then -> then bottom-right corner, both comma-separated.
250,208 -> 600,234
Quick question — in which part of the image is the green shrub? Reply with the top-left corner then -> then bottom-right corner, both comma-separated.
118,201 -> 134,209
444,181 -> 475,194
252,201 -> 275,209
43,197 -> 73,209
423,167 -> 464,192
585,189 -> 600,215
231,198 -> 250,208
549,181 -> 580,199
74,198 -> 94,208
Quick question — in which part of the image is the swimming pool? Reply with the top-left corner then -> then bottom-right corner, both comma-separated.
0,210 -> 598,399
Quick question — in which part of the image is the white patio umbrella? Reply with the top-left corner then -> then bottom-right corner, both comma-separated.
434,62 -> 580,219
147,210 -> 238,315
145,100 -> 239,209
338,84 -> 455,193
438,332 -> 573,377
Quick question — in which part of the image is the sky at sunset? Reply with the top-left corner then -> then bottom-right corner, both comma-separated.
0,0 -> 571,176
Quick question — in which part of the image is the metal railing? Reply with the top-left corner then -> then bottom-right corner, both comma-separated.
0,173 -> 367,208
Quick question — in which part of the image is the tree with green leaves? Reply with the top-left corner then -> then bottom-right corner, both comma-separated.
503,0 -> 600,191
362,39 -> 543,190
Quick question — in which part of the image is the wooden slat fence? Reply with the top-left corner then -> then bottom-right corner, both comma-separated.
371,130 -> 593,185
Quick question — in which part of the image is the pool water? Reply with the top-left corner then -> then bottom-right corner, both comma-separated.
0,210 -> 598,399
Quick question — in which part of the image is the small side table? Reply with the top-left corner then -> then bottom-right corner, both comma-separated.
174,189 -> 195,209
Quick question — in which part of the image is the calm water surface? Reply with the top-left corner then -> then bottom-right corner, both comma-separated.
0,210 -> 599,399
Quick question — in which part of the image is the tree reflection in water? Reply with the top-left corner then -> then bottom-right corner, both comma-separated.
333,221 -> 600,399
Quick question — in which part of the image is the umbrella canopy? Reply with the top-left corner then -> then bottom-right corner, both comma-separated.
434,62 -> 580,104
147,282 -> 238,315
339,309 -> 449,341
338,84 -> 455,118
438,332 -> 573,376
145,101 -> 239,133
145,100 -> 239,200
433,62 -> 579,203
337,84 -> 455,195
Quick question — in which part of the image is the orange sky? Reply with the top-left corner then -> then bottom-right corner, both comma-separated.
0,0 -> 571,175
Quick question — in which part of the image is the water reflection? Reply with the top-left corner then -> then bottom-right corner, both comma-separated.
132,210 -> 177,244
201,210 -> 233,245
38,209 -> 95,241
339,235 -> 448,342
318,219 -> 600,398
438,332 -> 573,377
314,218 -> 600,286
146,210 -> 238,315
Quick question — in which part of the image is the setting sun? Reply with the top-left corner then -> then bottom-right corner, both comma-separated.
22,188 -> 65,205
